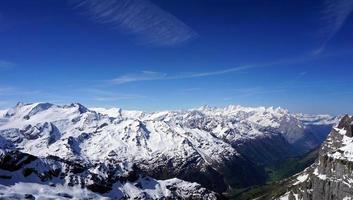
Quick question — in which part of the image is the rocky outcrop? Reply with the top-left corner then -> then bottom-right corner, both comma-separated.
274,115 -> 353,200
0,149 -> 220,199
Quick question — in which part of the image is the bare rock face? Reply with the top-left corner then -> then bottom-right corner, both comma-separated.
275,115 -> 353,200
337,115 -> 353,137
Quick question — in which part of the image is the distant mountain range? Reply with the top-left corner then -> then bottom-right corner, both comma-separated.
0,102 -> 339,199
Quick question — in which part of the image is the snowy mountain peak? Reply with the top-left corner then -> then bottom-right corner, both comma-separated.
5,102 -> 53,119
197,104 -> 213,111
90,107 -> 145,119
0,102 -> 337,162
91,107 -> 122,118
5,102 -> 91,120
67,102 -> 89,113
195,104 -> 288,116
0,102 -> 340,198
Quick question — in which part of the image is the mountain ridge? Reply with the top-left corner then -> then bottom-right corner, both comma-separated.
0,102 -> 339,199
261,115 -> 353,200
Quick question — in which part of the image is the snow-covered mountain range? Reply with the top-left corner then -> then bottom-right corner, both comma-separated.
0,102 -> 338,199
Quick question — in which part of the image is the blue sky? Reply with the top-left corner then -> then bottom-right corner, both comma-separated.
0,0 -> 353,114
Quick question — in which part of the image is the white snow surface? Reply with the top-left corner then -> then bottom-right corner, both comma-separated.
278,192 -> 300,200
91,107 -> 144,119
0,182 -> 106,200
0,109 -> 7,117
0,177 -> 211,200
294,174 -> 309,185
327,126 -> 353,161
278,192 -> 290,200
93,104 -> 335,144
0,103 -> 237,166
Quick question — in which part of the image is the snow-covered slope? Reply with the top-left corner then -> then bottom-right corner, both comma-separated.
93,104 -> 336,145
91,107 -> 144,119
0,178 -> 216,200
92,104 -> 336,164
0,102 -> 337,197
0,102 -> 238,169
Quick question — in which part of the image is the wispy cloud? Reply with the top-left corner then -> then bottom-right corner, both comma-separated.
0,85 -> 43,108
111,71 -> 167,84
0,86 -> 12,95
230,87 -> 287,98
0,85 -> 42,97
93,95 -> 144,101
69,0 -> 197,46
82,88 -> 146,101
0,100 -> 10,107
110,53 -> 332,85
179,88 -> 201,93
298,71 -> 307,77
0,60 -> 15,69
316,0 -> 353,54
111,65 -> 253,84
221,87 -> 287,102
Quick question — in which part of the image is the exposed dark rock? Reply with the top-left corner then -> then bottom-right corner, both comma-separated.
27,103 -> 53,117
0,175 -> 11,179
86,183 -> 112,194
24,194 -> 35,199
0,151 -> 37,171
23,168 -> 35,177
57,193 -> 73,199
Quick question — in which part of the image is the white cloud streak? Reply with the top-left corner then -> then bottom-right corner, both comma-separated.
111,71 -> 167,84
0,86 -> 12,95
110,53 -> 331,85
70,0 -> 197,46
110,50 -> 348,85
0,60 -> 15,69
228,87 -> 287,98
317,0 -> 353,53
0,85 -> 43,97
82,88 -> 146,101
110,52 -> 337,85
111,65 -> 253,84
